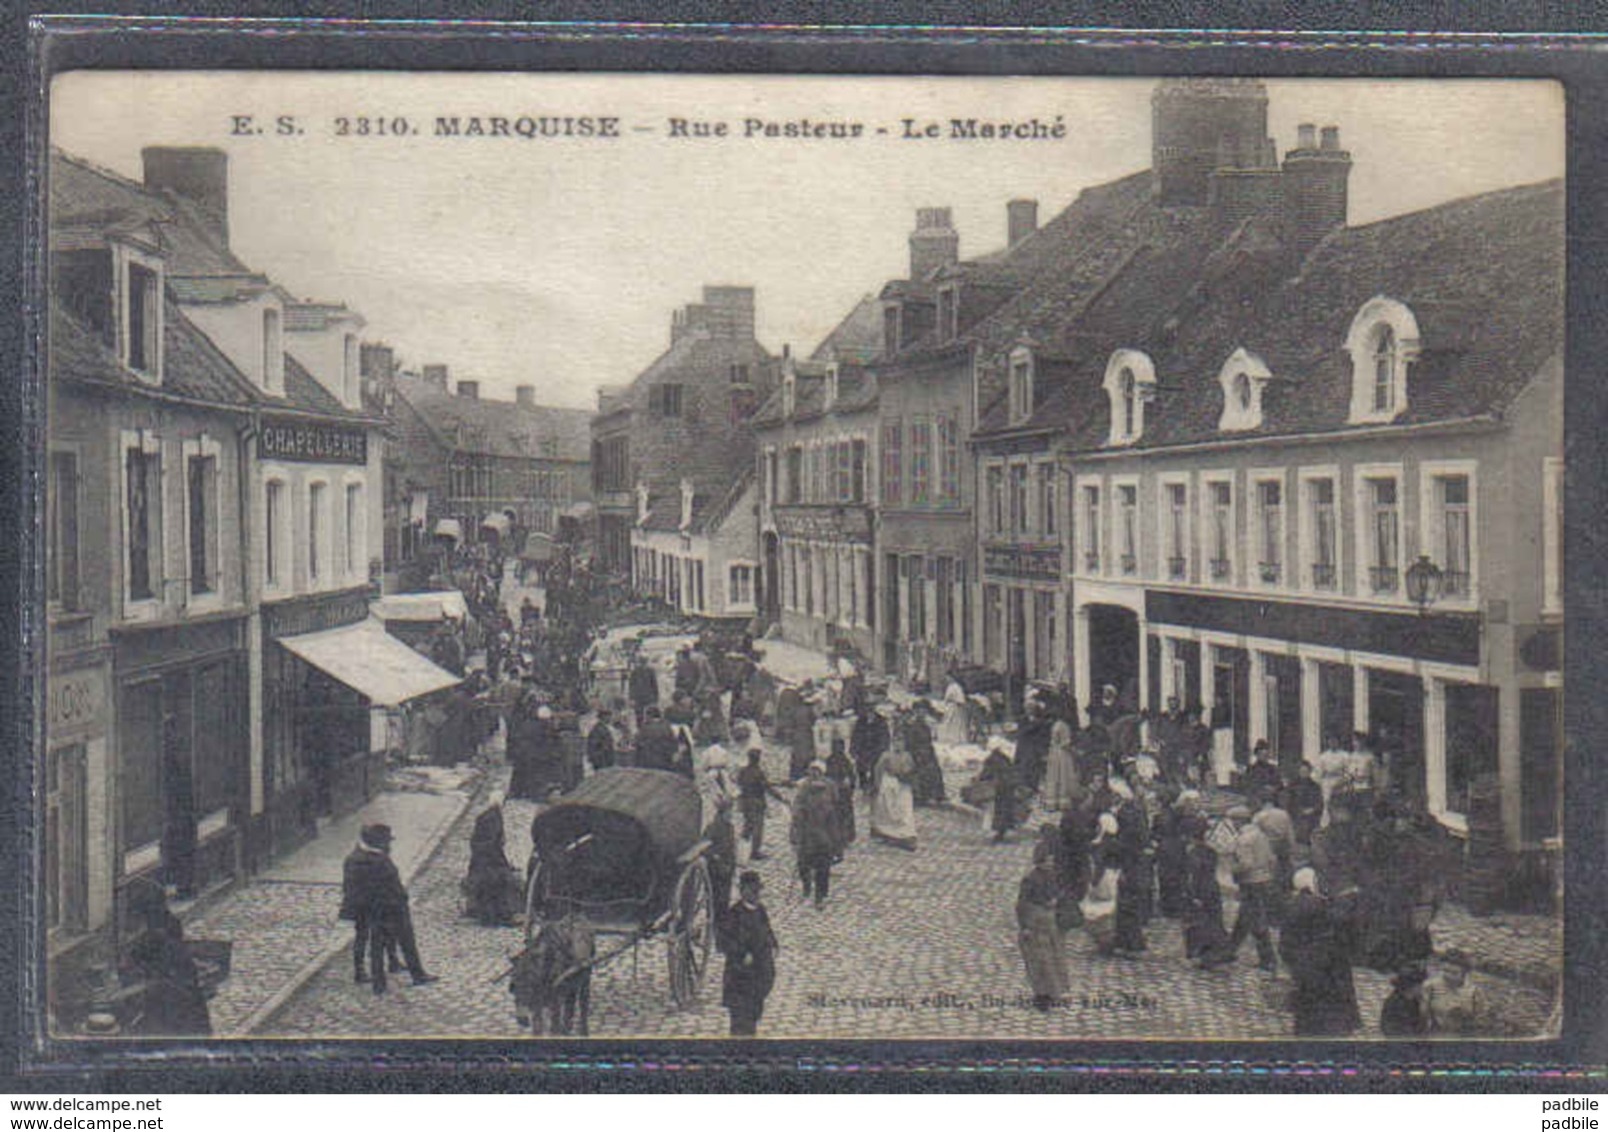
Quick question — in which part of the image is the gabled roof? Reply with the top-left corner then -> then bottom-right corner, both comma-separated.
972,197 -> 1242,436
639,445 -> 757,535
809,294 -> 883,365
52,298 -> 257,407
285,301 -> 363,332
883,170 -> 1160,372
50,150 -> 250,276
51,296 -> 382,422
1055,178 -> 1564,454
750,362 -> 877,428
393,374 -> 592,461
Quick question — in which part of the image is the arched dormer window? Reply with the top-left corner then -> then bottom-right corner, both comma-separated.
1345,296 -> 1420,424
782,369 -> 796,417
824,364 -> 839,410
1102,348 -> 1157,446
1372,327 -> 1396,413
1008,346 -> 1035,426
1216,346 -> 1274,432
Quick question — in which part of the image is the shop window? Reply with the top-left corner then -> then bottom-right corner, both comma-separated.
121,680 -> 165,853
45,744 -> 88,932
1521,688 -> 1561,842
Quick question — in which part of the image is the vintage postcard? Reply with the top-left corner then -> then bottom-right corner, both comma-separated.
37,69 -> 1564,1047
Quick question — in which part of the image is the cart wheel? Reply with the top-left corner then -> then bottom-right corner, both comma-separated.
667,857 -> 713,1008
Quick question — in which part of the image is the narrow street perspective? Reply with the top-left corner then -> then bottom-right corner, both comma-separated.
42,73 -> 1565,1046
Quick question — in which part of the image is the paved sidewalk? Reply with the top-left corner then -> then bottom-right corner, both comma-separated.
184,768 -> 478,1036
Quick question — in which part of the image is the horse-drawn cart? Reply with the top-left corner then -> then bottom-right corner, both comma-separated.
513,769 -> 715,1031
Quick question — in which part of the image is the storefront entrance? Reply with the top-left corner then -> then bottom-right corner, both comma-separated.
1087,604 -> 1140,709
1212,646 -> 1251,764
1369,669 -> 1426,806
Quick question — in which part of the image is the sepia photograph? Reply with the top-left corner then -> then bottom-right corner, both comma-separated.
37,69 -> 1565,1046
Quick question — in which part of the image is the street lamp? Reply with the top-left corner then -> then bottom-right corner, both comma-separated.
1404,554 -> 1445,615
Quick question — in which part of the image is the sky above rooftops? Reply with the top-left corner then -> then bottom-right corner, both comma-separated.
52,73 -> 1562,410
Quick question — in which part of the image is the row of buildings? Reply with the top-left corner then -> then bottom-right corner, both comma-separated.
591,79 -> 1564,888
44,144 -> 590,1017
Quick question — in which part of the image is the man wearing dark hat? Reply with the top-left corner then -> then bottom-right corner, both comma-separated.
340,823 -> 438,994
718,871 -> 778,1036
635,705 -> 677,772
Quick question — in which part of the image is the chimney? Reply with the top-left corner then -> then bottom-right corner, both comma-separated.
142,147 -> 229,245
515,385 -> 536,408
1281,123 -> 1352,262
909,207 -> 959,281
360,342 -> 395,380
422,364 -> 449,389
1007,199 -> 1039,247
456,380 -> 479,400
1151,78 -> 1271,206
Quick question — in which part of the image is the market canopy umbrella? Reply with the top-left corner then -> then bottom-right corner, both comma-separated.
521,531 -> 557,561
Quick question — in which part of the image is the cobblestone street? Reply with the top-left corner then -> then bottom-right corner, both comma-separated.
259,737 -> 1557,1041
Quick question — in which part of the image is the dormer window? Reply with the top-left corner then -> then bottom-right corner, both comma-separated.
883,304 -> 901,357
1102,348 -> 1157,445
1373,327 -> 1396,412
1216,347 -> 1273,432
937,286 -> 959,343
114,240 -> 166,382
782,371 -> 796,417
1008,348 -> 1034,426
127,265 -> 159,373
824,365 -> 839,410
1345,296 -> 1420,424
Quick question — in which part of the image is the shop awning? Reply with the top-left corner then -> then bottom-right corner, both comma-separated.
372,590 -> 469,623
433,518 -> 463,541
279,617 -> 460,706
